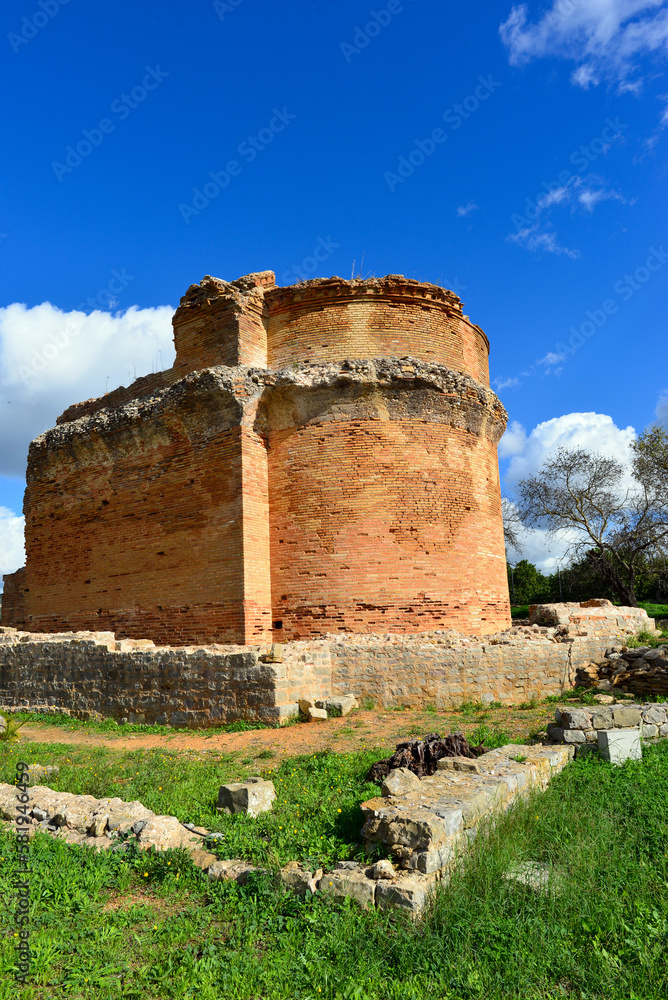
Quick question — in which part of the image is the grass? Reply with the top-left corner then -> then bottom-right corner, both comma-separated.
11,711 -> 271,738
2,741 -> 668,998
0,741 -> 386,871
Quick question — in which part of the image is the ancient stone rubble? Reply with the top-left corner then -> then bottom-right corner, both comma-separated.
0,738 -> 575,918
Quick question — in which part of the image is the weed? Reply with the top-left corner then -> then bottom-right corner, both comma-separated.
0,716 -> 25,742
517,699 -> 538,711
360,697 -> 375,711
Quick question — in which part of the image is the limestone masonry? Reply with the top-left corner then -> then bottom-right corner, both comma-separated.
0,602 -> 657,724
2,270 -> 511,644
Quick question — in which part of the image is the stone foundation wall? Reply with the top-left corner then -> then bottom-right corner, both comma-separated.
1,605 -> 654,725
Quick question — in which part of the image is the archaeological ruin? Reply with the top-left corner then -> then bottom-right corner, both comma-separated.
1,270 -> 511,645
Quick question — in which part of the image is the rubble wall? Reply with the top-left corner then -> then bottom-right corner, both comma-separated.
1,606 -> 652,725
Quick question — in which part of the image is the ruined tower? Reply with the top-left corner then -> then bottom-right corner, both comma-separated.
2,271 -> 511,644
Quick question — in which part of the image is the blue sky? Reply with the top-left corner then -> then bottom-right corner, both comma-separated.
1,0 -> 667,578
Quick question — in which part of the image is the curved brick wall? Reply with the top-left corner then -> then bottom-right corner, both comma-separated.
2,271 -> 511,646
264,360 -> 509,639
265,277 -> 491,385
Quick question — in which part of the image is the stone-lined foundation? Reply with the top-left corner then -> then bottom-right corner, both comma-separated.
0,601 -> 657,724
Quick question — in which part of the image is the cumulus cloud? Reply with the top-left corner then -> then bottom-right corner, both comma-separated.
500,0 -> 668,89
501,411 -> 637,568
0,302 -> 175,480
0,506 -> 25,578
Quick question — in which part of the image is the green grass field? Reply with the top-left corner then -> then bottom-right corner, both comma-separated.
2,737 -> 668,999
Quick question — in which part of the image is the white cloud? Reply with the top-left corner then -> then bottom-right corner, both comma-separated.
456,201 -> 479,217
657,390 -> 668,425
508,225 -> 581,257
0,302 -> 175,479
508,174 -> 625,255
500,0 -> 668,89
499,419 -> 528,457
0,506 -> 25,577
501,411 -> 637,567
538,350 -> 568,366
503,411 -> 636,486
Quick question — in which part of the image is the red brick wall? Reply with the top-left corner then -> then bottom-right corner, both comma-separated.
0,567 -> 27,626
14,407 -> 253,645
268,397 -> 509,640
3,273 -> 510,646
265,280 -> 490,386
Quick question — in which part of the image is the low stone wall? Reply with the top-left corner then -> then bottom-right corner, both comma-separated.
360,743 -> 573,877
0,601 -> 657,726
547,702 -> 668,745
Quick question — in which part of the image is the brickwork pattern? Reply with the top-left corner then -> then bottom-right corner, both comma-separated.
2,270 -> 510,644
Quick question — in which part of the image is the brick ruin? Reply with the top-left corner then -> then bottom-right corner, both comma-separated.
1,271 -> 511,645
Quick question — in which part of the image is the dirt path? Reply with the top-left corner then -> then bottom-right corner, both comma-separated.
20,705 -> 550,759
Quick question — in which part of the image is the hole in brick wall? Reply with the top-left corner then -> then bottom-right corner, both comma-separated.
273,621 -> 283,629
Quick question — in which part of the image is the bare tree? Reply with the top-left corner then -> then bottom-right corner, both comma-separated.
632,425 -> 668,503
516,445 -> 668,607
502,494 -> 523,557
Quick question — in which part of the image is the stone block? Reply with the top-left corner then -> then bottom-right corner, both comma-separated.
612,705 -> 642,728
54,797 -> 98,834
643,705 -> 667,725
592,693 -> 615,705
0,714 -> 6,734
319,868 -> 376,908
641,724 -> 658,739
138,815 -> 199,852
189,849 -> 219,870
307,707 -> 327,722
661,724 -> 668,737
375,877 -> 430,917
105,800 -> 154,835
26,764 -> 59,786
278,860 -> 321,896
584,730 -> 597,742
325,695 -> 358,716
436,756 -> 482,774
217,777 -> 276,817
505,861 -> 557,893
368,859 -> 396,880
590,708 -> 613,729
298,696 -> 317,715
381,768 -> 421,798
407,842 -> 456,874
208,859 -> 258,885
597,728 -> 642,765
547,724 -> 585,744
557,707 -> 591,729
